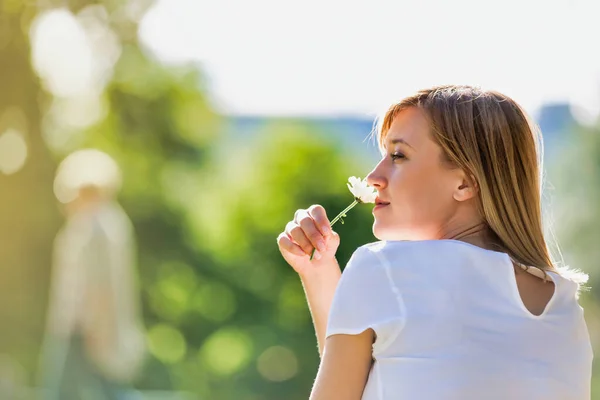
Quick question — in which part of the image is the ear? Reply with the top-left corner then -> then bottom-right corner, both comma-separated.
453,173 -> 479,202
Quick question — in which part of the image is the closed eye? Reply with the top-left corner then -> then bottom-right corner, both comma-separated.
390,152 -> 406,161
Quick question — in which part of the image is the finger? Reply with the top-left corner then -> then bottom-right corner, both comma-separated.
277,233 -> 305,257
307,204 -> 332,237
298,215 -> 326,254
293,208 -> 309,224
285,221 -> 313,255
312,249 -> 322,261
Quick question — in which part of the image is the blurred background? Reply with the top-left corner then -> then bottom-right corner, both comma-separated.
0,0 -> 599,398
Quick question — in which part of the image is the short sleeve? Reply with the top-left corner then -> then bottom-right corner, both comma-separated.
326,246 -> 405,351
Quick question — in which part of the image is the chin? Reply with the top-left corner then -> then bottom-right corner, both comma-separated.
373,222 -> 403,241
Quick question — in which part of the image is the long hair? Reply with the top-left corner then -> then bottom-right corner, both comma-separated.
375,85 -> 587,284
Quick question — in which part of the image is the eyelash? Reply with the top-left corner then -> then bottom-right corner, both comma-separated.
390,152 -> 406,161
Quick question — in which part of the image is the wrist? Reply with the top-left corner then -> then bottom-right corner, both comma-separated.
299,261 -> 341,287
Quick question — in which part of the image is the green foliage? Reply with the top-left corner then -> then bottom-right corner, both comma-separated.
71,38 -> 377,398
0,1 -> 378,398
128,118 -> 375,397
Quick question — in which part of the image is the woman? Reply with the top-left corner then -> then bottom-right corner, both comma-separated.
277,85 -> 592,400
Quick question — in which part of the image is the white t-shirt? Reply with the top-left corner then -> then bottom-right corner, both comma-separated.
326,240 -> 593,400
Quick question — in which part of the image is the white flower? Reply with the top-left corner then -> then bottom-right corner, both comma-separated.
310,175 -> 377,260
347,176 -> 377,204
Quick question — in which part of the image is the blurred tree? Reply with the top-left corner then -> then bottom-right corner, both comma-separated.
82,41 -> 222,391
176,121 -> 376,398
0,0 -> 379,398
0,0 -> 62,375
85,97 -> 376,397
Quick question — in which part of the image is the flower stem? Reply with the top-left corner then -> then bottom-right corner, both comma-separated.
310,199 -> 359,260
329,199 -> 359,226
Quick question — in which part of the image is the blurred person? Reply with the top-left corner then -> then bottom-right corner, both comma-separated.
277,86 -> 593,399
39,149 -> 145,400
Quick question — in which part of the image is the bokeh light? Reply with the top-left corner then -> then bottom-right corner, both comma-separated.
192,281 -> 237,323
198,328 -> 253,376
257,346 -> 299,382
148,261 -> 198,322
30,9 -> 95,97
0,129 -> 27,175
147,324 -> 187,365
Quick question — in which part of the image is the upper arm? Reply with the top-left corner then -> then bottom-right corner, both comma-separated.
310,330 -> 374,400
310,245 -> 405,398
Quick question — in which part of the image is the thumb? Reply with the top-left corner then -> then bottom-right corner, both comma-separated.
324,231 -> 340,253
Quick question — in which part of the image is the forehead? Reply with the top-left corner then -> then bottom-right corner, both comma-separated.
384,107 -> 431,148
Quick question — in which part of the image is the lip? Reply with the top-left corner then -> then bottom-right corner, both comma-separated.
375,197 -> 390,206
373,203 -> 389,213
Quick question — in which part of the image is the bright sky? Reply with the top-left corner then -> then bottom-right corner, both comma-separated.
137,0 -> 600,119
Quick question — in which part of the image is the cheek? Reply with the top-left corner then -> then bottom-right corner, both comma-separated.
391,162 -> 441,198
390,164 -> 455,219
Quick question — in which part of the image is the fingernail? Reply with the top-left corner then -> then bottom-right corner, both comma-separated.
322,224 -> 331,236
314,250 -> 322,260
316,240 -> 326,253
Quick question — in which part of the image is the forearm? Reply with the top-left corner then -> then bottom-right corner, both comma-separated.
300,261 -> 342,357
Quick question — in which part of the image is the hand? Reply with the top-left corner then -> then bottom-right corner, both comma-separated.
277,205 -> 340,276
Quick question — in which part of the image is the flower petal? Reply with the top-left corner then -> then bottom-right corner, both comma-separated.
345,176 -> 376,203
361,190 -> 377,203
347,182 -> 356,197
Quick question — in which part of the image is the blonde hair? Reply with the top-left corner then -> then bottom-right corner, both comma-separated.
375,85 -> 587,285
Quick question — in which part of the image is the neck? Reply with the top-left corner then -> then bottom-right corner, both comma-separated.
440,222 -> 499,251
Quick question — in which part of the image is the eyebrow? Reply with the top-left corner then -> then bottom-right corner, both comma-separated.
388,138 -> 414,149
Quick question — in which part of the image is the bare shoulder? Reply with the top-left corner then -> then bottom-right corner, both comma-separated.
513,265 -> 556,316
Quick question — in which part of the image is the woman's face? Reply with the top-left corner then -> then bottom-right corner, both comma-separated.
367,107 -> 470,241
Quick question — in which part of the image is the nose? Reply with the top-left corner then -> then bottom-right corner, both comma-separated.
366,160 -> 387,190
